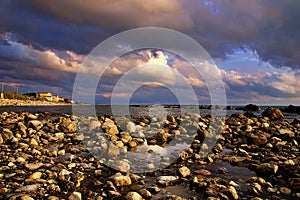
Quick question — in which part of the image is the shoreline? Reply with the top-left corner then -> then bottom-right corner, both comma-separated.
0,99 -> 72,107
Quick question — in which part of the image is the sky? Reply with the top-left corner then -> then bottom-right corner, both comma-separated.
0,0 -> 300,105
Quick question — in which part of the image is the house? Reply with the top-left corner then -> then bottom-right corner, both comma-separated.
53,95 -> 64,102
37,92 -> 52,101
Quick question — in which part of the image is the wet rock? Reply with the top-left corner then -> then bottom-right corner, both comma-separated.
229,180 -> 239,187
47,196 -> 60,200
156,195 -> 187,200
178,166 -> 190,177
228,185 -> 239,200
256,163 -> 278,174
59,117 -> 76,133
194,169 -> 211,176
278,129 -> 295,137
29,172 -> 42,179
109,173 -> 132,187
248,182 -> 262,195
125,191 -> 142,200
25,163 -> 43,171
267,187 -> 278,193
15,184 -> 40,192
262,107 -> 284,121
68,191 -> 82,200
280,187 -> 291,195
28,120 -> 42,128
248,177 -> 266,185
111,160 -> 131,173
147,186 -> 161,194
126,121 -> 136,133
139,189 -> 152,199
157,176 -> 178,186
102,118 -> 118,134
243,104 -> 261,111
226,118 -> 240,126
289,178 -> 300,186
29,138 -> 39,147
20,195 -> 34,200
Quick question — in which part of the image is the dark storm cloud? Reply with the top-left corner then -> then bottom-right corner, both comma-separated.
187,0 -> 300,69
1,0 -> 300,69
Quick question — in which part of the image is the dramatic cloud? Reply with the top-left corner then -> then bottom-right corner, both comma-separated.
1,0 -> 300,69
0,0 -> 300,104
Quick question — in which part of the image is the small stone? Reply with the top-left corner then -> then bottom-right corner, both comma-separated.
27,113 -> 38,120
148,186 -> 161,194
139,189 -> 152,199
125,192 -> 143,200
47,196 -> 59,200
147,163 -> 155,170
29,172 -> 42,179
94,169 -> 102,176
59,169 -> 72,180
289,178 -> 300,186
111,160 -> 131,172
284,159 -> 295,166
68,191 -> 82,200
15,184 -> 40,192
68,163 -> 76,169
178,166 -> 191,177
157,176 -> 178,186
280,187 -> 291,195
28,120 -> 42,128
25,163 -> 43,171
102,118 -> 118,134
267,187 -> 277,193
127,121 -> 136,133
16,157 -> 26,163
228,186 -> 238,200
29,138 -> 39,147
20,195 -> 34,200
229,180 -> 239,187
109,173 -> 132,187
194,169 -> 211,176
55,132 -> 65,140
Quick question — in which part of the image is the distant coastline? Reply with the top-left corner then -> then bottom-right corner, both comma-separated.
0,98 -> 72,107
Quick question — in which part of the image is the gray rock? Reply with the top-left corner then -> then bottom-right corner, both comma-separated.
157,176 -> 178,186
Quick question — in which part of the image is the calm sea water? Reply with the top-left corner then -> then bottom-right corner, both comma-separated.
0,105 -> 298,120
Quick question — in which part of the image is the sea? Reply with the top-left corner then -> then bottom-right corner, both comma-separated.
0,105 -> 299,121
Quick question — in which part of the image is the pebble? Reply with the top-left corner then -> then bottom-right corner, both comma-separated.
178,166 -> 191,177
68,191 -> 82,200
109,173 -> 132,187
29,172 -> 42,179
228,185 -> 239,200
15,184 -> 40,192
279,187 -> 291,195
25,163 -> 43,171
157,176 -> 178,186
125,191 -> 143,200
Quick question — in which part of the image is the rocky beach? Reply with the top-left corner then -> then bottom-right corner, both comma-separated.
0,99 -> 71,107
0,106 -> 299,200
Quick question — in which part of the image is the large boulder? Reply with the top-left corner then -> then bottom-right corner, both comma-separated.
282,105 -> 300,114
262,107 -> 284,121
243,104 -> 261,111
